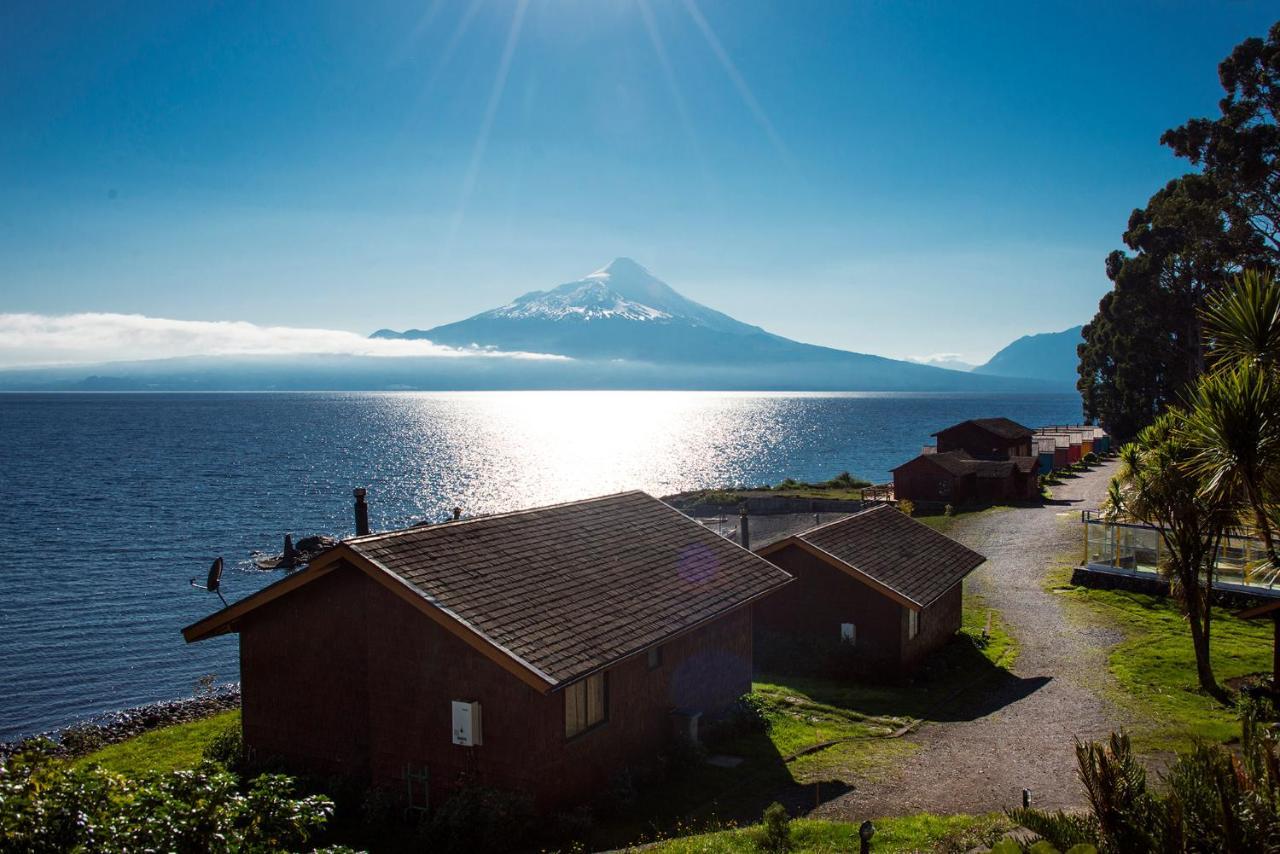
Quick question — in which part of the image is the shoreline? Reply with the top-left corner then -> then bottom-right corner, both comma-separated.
0,684 -> 241,762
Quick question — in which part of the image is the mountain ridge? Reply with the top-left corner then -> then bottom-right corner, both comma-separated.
972,325 -> 1083,386
372,258 -> 1052,391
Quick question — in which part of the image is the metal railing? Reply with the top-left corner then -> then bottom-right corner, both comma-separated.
1080,509 -> 1280,590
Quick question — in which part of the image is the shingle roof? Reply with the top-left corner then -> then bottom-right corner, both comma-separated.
345,491 -> 791,686
785,504 -> 985,607
933,417 -> 1035,440
893,450 -> 977,477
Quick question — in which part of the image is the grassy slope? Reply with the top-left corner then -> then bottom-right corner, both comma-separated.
638,814 -> 1011,853
1046,559 -> 1270,751
73,709 -> 240,777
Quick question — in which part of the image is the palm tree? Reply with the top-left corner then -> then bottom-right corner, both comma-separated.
1186,270 -> 1280,576
1201,269 -> 1280,370
1181,361 -> 1280,575
1107,411 -> 1232,697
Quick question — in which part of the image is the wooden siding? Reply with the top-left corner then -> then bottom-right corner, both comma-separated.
238,562 -> 752,811
755,545 -> 963,674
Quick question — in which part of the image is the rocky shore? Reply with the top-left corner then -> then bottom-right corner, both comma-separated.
0,684 -> 241,761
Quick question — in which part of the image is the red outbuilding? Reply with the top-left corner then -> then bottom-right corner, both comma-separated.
754,504 -> 985,675
891,450 -> 1039,507
182,491 -> 791,812
933,417 -> 1035,460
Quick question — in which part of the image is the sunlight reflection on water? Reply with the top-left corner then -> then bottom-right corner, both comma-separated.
0,390 -> 1082,739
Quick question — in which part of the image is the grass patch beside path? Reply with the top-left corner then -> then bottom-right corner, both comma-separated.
73,709 -> 239,777
916,504 -> 1013,536
636,813 -> 1013,853
1048,561 -> 1270,751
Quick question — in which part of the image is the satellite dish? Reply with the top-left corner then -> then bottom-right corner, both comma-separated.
191,557 -> 228,607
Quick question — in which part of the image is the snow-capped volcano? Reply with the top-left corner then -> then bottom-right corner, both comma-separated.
485,258 -> 759,333
369,260 -> 1053,390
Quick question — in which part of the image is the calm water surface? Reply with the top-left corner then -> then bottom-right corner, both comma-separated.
0,391 -> 1082,739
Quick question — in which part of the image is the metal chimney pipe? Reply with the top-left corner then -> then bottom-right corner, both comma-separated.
353,488 -> 370,536
739,507 -> 750,551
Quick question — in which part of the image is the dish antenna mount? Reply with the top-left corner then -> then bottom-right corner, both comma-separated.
191,557 -> 228,607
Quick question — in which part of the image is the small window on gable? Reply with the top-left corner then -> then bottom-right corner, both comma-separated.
840,622 -> 856,645
647,645 -> 663,670
908,608 -> 920,640
565,671 -> 607,739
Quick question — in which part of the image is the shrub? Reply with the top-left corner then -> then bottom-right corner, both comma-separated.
1010,701 -> 1280,852
898,499 -> 915,516
755,802 -> 792,853
57,724 -> 105,756
597,767 -> 637,817
0,745 -> 333,853
664,735 -> 708,780
424,784 -> 535,853
944,503 -> 955,517
202,723 -> 245,771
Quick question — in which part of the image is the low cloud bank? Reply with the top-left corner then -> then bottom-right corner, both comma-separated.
0,313 -> 566,368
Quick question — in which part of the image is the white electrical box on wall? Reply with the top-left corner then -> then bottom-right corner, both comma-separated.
451,700 -> 483,746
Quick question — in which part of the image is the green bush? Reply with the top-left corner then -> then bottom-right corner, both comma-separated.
0,742 -> 334,853
423,784 -> 535,853
898,499 -> 916,517
202,723 -> 245,771
1011,701 -> 1280,852
756,802 -> 792,852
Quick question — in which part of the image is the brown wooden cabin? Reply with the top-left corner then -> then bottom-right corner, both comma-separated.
753,504 -> 985,675
933,417 -> 1035,460
892,450 -> 1039,506
182,491 -> 791,812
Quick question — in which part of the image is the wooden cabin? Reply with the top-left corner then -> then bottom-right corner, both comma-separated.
933,418 -> 1035,460
892,450 -> 1039,506
754,505 -> 985,675
182,491 -> 792,812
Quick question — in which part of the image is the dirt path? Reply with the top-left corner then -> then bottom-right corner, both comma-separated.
813,462 -> 1128,818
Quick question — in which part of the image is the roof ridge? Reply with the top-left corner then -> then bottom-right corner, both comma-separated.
345,489 -> 651,545
789,502 -> 887,539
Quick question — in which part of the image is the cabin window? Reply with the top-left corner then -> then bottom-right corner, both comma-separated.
840,622 -> 856,645
937,478 -> 951,496
647,645 -> 663,670
907,609 -> 920,640
565,671 -> 607,738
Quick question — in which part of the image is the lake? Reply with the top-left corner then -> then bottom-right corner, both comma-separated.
0,391 -> 1082,740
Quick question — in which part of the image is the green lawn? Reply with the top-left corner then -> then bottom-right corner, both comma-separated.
73,709 -> 240,777
1048,563 -> 1271,751
916,505 -> 1013,536
635,813 -> 1013,853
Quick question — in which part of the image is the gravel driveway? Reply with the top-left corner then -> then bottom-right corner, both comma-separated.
813,461 -> 1128,818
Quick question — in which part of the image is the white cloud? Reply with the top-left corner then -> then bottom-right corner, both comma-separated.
0,312 -> 566,369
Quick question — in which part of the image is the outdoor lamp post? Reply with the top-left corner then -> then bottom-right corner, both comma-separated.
859,820 -> 875,854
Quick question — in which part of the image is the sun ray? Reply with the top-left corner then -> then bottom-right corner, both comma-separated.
446,0 -> 530,252
637,0 -> 714,190
681,0 -> 791,165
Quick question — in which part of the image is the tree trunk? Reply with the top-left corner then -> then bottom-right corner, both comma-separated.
1182,570 -> 1220,696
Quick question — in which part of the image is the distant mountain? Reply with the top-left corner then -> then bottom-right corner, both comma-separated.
972,325 -> 1084,386
908,355 -> 976,372
372,259 -> 1055,392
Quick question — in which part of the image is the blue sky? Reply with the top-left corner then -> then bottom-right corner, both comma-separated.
2,1 -> 1276,364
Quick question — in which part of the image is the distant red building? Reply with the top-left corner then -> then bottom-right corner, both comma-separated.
894,417 -> 1040,506
754,505 -> 985,675
933,417 -> 1035,460
892,451 -> 1039,506
183,491 -> 791,812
